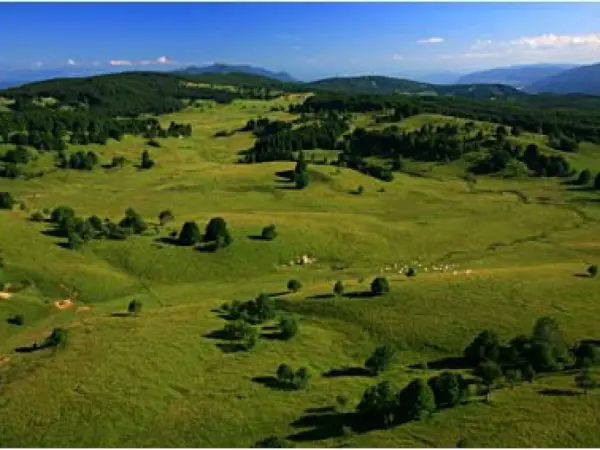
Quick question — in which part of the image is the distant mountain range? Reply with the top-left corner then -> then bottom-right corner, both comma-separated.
174,64 -> 296,83
527,63 -> 600,96
456,64 -> 578,89
2,61 -> 600,98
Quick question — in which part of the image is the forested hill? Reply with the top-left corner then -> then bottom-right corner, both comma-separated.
528,63 -> 600,96
306,75 -> 524,99
0,71 -> 294,117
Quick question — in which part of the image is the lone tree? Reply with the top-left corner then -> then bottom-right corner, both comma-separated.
128,300 -> 142,314
356,380 -> 398,426
43,327 -> 69,350
365,344 -> 396,375
294,170 -> 309,190
178,221 -> 202,246
398,378 -> 436,421
119,208 -> 148,234
279,316 -> 298,340
406,268 -> 416,277
428,372 -> 469,409
577,169 -> 592,186
333,280 -> 345,297
287,279 -> 302,293
158,210 -> 174,226
476,360 -> 503,402
261,224 -> 277,241
140,150 -> 155,169
587,265 -> 598,278
203,217 -> 232,248
50,206 -> 75,224
575,368 -> 598,395
371,277 -> 390,296
464,329 -> 501,366
0,192 -> 16,210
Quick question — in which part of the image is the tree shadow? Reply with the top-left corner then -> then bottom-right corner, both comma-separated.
566,186 -> 596,192
6,317 -> 24,326
55,242 -> 71,249
409,356 -> 471,371
154,236 -> 188,246
248,235 -> 270,241
109,312 -> 134,318
307,293 -> 335,300
204,329 -> 236,341
41,228 -> 64,238
345,291 -> 377,299
196,243 -> 220,253
538,388 -> 579,397
287,412 -> 383,442
305,406 -> 336,414
322,366 -> 373,378
14,343 -> 47,353
574,273 -> 594,278
216,343 -> 247,353
276,185 -> 300,191
260,331 -> 286,341
275,169 -> 295,181
252,376 -> 296,391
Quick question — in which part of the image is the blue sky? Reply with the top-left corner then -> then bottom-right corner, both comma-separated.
2,2 -> 600,79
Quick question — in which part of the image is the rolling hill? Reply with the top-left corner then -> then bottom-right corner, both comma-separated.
456,64 -> 578,89
175,63 -> 297,83
528,63 -> 600,96
306,75 -> 525,99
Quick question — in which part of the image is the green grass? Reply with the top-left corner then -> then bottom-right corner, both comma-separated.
0,98 -> 600,447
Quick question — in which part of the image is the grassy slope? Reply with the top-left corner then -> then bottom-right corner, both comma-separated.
0,102 -> 600,447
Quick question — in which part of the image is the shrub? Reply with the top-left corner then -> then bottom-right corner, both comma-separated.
577,169 -> 592,185
67,233 -> 85,250
29,211 -> 45,222
336,394 -> 349,409
50,206 -> 75,224
261,224 -> 277,241
428,372 -> 469,408
242,326 -> 260,350
365,344 -> 396,375
287,279 -> 302,293
356,380 -> 397,425
294,170 -> 309,189
276,364 -> 310,389
159,210 -> 174,226
7,314 -> 24,326
333,280 -> 345,296
0,192 -> 16,210
43,327 -> 69,349
203,217 -> 232,248
356,185 -> 364,195
397,378 -> 436,421
119,208 -> 148,234
111,156 -> 126,168
178,221 -> 202,246
588,265 -> 598,277
370,277 -> 390,296
464,329 -> 501,366
128,300 -> 142,314
279,316 -> 298,340
140,150 -> 155,169
475,360 -> 503,401
406,267 -> 416,277
575,368 -> 597,395
252,436 -> 291,448
574,342 -> 600,369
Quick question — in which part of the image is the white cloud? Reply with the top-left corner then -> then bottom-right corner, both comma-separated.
33,61 -> 44,67
392,54 -> 405,61
512,32 -> 600,48
417,37 -> 444,44
109,59 -> 134,66
109,56 -> 174,66
155,56 -> 172,64
66,59 -> 77,66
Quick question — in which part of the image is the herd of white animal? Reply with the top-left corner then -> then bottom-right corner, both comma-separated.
380,260 -> 474,276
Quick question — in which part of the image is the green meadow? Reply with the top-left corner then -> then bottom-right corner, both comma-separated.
1,96 -> 600,447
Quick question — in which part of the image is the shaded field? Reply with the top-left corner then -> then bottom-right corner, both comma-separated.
0,98 -> 600,447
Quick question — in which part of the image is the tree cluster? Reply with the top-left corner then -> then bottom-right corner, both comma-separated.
223,293 -> 276,325
276,363 -> 311,390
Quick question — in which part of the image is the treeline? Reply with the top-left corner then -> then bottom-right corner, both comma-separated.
241,114 -> 349,163
0,72 -> 275,117
292,92 -> 600,144
0,109 -> 191,152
